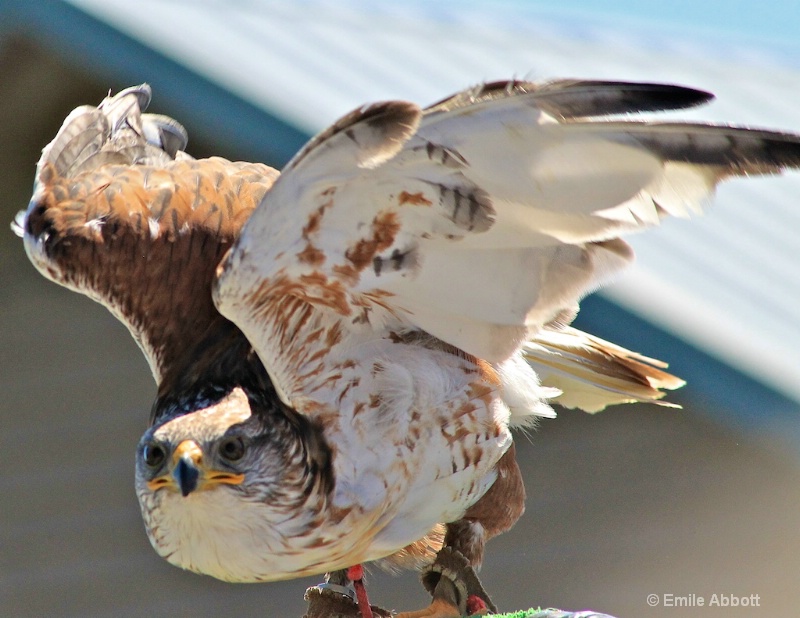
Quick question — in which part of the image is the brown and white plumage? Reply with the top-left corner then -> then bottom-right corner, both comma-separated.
16,80 -> 800,612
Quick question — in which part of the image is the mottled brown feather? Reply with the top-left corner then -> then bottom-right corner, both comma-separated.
26,156 -> 278,408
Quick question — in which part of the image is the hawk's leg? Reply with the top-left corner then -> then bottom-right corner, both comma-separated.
304,568 -> 391,618
397,444 -> 526,617
347,565 -> 374,618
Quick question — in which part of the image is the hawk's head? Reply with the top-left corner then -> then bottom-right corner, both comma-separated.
134,387 -> 334,582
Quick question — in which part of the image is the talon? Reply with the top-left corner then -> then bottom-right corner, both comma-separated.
397,547 -> 497,617
396,559 -> 465,618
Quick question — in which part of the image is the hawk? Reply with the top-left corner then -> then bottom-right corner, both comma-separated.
15,81 -> 800,617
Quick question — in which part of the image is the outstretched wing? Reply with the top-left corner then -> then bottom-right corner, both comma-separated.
215,79 -> 800,408
16,85 -> 279,387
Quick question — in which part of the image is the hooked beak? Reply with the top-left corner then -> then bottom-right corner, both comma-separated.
174,455 -> 200,497
146,440 -> 245,496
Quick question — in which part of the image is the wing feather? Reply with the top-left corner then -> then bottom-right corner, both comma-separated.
17,85 -> 277,386
215,78 -> 800,395
423,79 -> 713,119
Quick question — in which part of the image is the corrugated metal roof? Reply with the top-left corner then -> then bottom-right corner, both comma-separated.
67,0 -> 800,407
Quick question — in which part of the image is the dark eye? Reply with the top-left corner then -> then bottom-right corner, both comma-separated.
219,437 -> 245,462
142,442 -> 166,468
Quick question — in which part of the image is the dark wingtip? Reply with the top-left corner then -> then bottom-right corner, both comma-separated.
423,78 -> 716,120
624,81 -> 715,111
536,80 -> 716,119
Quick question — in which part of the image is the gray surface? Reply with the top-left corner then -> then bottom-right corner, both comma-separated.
2,35 -> 800,618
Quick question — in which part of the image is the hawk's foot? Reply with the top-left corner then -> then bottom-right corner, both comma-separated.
396,547 -> 497,618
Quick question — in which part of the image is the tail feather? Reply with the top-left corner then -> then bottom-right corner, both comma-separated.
525,326 -> 685,413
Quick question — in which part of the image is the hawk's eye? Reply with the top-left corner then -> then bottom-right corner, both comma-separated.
143,442 -> 166,468
219,437 -> 245,462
